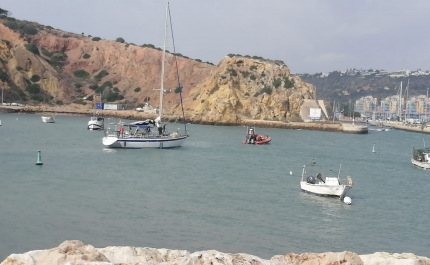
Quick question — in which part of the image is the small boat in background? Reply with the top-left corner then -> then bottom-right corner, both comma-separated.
300,161 -> 353,204
41,116 -> 55,123
88,116 -> 104,130
411,146 -> 430,170
242,126 -> 271,145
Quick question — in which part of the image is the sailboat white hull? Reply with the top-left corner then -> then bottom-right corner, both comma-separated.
300,181 -> 352,198
103,135 -> 187,149
41,116 -> 55,123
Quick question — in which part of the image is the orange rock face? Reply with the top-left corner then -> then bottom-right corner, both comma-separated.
0,21 -> 315,123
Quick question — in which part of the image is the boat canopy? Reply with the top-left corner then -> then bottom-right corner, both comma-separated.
123,124 -> 152,129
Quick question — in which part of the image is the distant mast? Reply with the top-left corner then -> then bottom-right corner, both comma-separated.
159,0 -> 169,121
398,81 -> 402,119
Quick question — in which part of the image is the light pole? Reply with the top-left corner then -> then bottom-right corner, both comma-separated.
1,87 -> 3,105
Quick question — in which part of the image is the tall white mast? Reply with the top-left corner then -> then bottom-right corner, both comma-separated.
399,81 -> 402,119
405,79 -> 409,121
159,0 -> 169,121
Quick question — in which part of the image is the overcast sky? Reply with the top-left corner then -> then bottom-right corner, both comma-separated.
2,0 -> 430,74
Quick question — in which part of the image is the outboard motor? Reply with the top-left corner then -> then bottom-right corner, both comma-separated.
306,176 -> 316,184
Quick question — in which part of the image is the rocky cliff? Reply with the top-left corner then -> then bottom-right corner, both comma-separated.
176,56 -> 315,123
0,17 -> 315,123
1,240 -> 429,265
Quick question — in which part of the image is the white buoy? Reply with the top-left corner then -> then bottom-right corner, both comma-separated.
343,196 -> 352,205
289,171 -> 293,175
372,144 -> 376,153
36,150 -> 43,165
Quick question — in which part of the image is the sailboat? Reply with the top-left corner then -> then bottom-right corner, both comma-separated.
102,0 -> 188,149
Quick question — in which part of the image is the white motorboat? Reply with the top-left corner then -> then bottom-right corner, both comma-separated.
300,162 -> 353,200
102,0 -> 187,149
135,103 -> 156,113
411,146 -> 430,170
88,117 -> 104,130
41,116 -> 55,123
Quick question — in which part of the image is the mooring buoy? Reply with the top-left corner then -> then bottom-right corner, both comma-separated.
36,150 -> 43,165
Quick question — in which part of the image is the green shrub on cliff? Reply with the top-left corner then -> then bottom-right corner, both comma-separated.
0,68 -> 9,82
92,37 -> 101,41
141,44 -> 156,49
105,90 -> 124,102
73,69 -> 90,79
26,83 -> 41,94
273,78 -> 282,88
51,53 -> 68,61
30,75 -> 40,82
283,77 -> 294,89
41,48 -> 53,57
82,53 -> 91,59
209,85 -> 219,95
134,87 -> 141,92
95,81 -> 113,93
116,37 -> 125,43
25,43 -> 39,55
94,70 -> 109,81
0,8 -> 9,16
3,21 -> 18,30
254,86 -> 272,97
20,25 -> 38,35
31,94 -> 43,102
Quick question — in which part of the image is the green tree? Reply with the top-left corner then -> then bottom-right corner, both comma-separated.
30,75 -> 41,82
26,84 -> 41,94
25,43 -> 39,55
116,37 -> 125,43
73,69 -> 90,79
283,77 -> 294,89
0,8 -> 9,16
3,21 -> 18,30
94,70 -> 109,81
0,68 -> 9,82
51,53 -> 68,61
21,25 -> 38,35
273,78 -> 282,88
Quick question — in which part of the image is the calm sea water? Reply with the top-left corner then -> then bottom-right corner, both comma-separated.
0,113 -> 429,261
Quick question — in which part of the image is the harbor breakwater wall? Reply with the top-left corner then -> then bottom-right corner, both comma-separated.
2,105 -> 368,134
1,240 -> 429,265
382,122 -> 430,134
